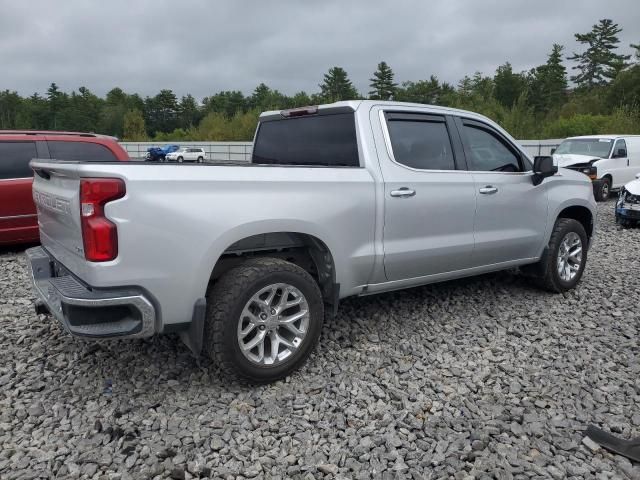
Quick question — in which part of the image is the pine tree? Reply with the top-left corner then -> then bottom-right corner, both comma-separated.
319,67 -> 358,102
493,62 -> 527,107
567,19 -> 631,88
369,61 -> 397,100
178,94 -> 200,129
530,44 -> 568,113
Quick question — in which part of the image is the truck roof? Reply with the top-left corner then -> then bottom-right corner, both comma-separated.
261,100 -> 498,123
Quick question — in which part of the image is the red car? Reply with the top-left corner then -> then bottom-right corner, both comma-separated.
0,131 -> 129,245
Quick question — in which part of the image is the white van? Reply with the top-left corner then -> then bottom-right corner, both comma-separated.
552,135 -> 640,201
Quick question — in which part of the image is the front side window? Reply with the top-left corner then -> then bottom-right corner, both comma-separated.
463,125 -> 522,172
48,141 -> 117,162
386,118 -> 455,170
0,141 -> 37,179
613,139 -> 627,158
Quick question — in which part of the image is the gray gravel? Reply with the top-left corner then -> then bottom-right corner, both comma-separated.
1,199 -> 640,479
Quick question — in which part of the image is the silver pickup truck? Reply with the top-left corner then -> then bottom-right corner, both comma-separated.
27,101 -> 596,382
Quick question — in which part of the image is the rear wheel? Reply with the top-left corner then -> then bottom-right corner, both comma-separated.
204,258 -> 324,383
594,177 -> 611,201
197,156 -> 204,163
526,218 -> 588,293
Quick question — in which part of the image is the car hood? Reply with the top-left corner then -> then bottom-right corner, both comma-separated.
553,153 -> 601,167
624,179 -> 640,195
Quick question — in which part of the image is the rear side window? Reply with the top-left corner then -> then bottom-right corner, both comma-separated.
48,141 -> 117,162
0,141 -> 37,179
252,113 -> 359,167
386,116 -> 455,170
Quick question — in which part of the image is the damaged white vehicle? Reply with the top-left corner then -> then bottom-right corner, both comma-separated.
552,135 -> 640,201
616,173 -> 640,227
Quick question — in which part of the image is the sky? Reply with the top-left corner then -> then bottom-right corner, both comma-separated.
1,0 -> 639,100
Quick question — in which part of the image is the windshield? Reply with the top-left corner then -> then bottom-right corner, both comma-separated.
555,138 -> 613,158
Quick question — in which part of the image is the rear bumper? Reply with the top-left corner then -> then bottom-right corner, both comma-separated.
26,246 -> 156,339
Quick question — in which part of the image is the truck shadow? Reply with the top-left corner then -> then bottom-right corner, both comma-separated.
52,269 -> 540,394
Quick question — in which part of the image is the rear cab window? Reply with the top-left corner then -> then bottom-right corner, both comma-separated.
252,110 -> 359,167
0,141 -> 38,179
47,141 -> 118,162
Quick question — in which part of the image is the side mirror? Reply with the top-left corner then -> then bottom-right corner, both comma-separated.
550,148 -> 556,155
614,148 -> 627,158
636,172 -> 640,180
533,156 -> 558,186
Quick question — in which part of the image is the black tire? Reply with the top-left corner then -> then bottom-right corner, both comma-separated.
197,156 -> 204,163
204,257 -> 324,383
177,156 -> 184,163
594,177 -> 611,201
526,218 -> 588,293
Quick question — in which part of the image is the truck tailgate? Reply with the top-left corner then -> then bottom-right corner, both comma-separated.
31,161 -> 87,270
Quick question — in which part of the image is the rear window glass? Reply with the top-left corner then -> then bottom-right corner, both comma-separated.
0,141 -> 37,179
48,141 -> 117,162
252,113 -> 359,167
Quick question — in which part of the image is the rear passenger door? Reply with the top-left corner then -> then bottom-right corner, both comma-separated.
455,117 -> 548,267
376,110 -> 477,281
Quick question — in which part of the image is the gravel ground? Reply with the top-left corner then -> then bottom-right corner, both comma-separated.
1,200 -> 640,480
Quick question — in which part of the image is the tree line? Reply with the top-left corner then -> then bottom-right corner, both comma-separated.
1,18 -> 639,141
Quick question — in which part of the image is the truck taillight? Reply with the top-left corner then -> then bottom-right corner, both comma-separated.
79,178 -> 125,262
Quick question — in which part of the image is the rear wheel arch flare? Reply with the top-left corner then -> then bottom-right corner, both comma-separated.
209,232 -> 337,302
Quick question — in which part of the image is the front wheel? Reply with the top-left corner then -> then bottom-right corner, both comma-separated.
525,218 -> 588,293
177,156 -> 184,163
594,178 -> 611,201
204,258 -> 324,383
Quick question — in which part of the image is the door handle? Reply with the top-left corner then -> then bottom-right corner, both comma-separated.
479,186 -> 498,195
390,188 -> 416,198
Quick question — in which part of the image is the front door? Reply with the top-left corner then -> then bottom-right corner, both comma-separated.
374,110 -> 477,281
455,118 -> 548,267
610,139 -> 632,187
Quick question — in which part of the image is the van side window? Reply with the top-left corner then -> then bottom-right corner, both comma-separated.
0,141 -> 37,179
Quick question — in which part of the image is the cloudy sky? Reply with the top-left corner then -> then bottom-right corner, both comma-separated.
1,0 -> 639,100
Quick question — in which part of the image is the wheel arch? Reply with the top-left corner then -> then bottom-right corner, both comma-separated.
557,205 -> 594,240
208,231 -> 338,309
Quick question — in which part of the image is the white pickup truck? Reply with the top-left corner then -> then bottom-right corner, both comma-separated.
27,101 -> 596,382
